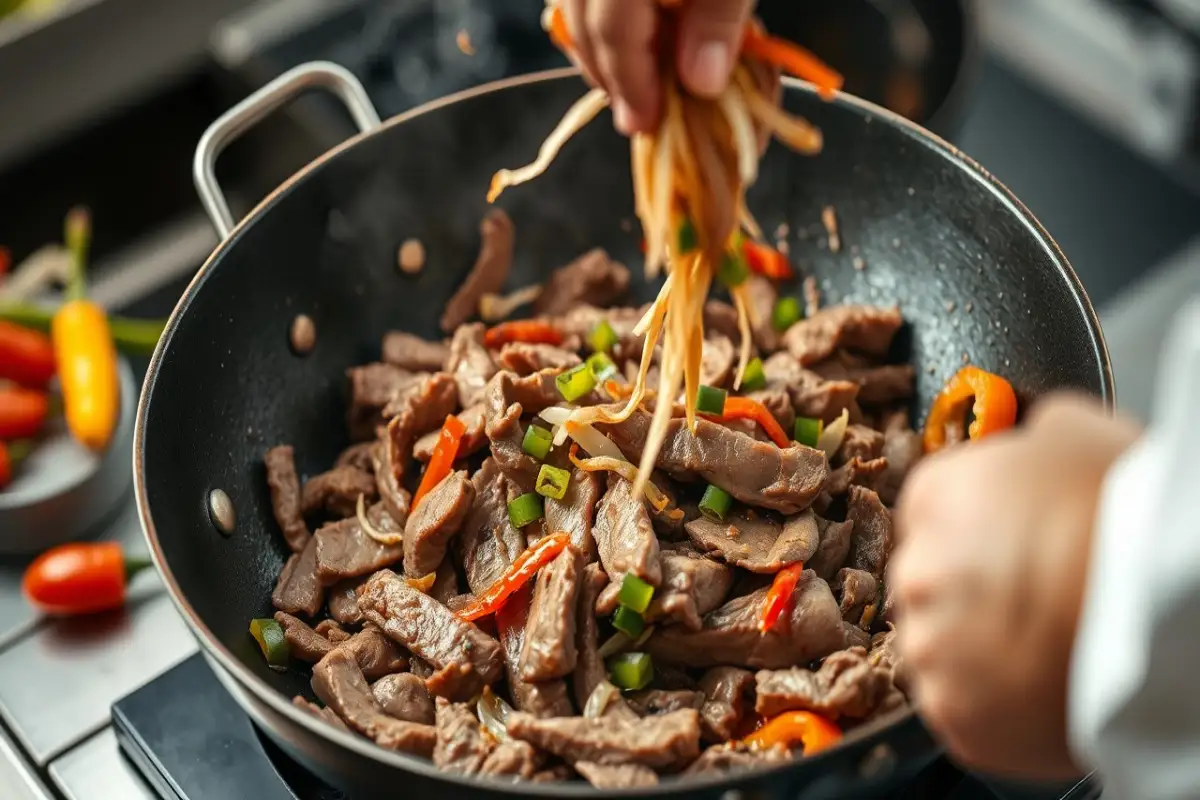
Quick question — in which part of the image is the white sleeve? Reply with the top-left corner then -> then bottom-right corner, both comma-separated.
1068,298 -> 1200,800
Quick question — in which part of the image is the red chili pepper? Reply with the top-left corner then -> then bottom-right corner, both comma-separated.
456,532 -> 571,622
760,562 -> 804,632
483,320 -> 564,349
922,366 -> 1018,454
412,414 -> 467,509
744,711 -> 843,755
741,240 -> 793,281
22,542 -> 153,615
0,439 -> 32,489
0,387 -> 50,440
740,25 -> 845,100
0,320 -> 56,387
710,396 -> 791,449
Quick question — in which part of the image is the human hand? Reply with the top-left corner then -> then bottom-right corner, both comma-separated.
889,394 -> 1140,779
562,0 -> 756,134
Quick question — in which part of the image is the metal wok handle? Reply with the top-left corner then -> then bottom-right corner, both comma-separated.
193,61 -> 382,238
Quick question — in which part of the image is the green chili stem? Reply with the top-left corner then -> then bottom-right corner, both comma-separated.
64,207 -> 91,302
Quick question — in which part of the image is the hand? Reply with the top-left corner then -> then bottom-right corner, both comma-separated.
563,0 -> 756,134
889,394 -> 1140,779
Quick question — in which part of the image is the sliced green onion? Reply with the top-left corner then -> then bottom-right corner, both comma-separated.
612,605 -> 646,638
794,416 -> 824,449
699,484 -> 733,522
618,574 -> 655,614
608,652 -> 653,691
772,297 -> 802,331
507,492 -> 544,528
677,218 -> 697,254
588,320 -> 619,354
249,618 -> 290,671
522,425 -> 553,460
535,464 -> 571,501
741,357 -> 767,392
717,250 -> 749,288
556,363 -> 598,402
695,384 -> 727,416
587,352 -> 618,382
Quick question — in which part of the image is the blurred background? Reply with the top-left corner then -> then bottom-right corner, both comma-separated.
0,0 -> 1196,798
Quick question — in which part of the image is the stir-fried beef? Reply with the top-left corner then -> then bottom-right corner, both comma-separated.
413,404 -> 488,463
327,577 -> 366,625
313,509 -> 403,585
264,446 -> 309,552
430,560 -> 460,606
484,368 -> 591,491
747,387 -> 795,434
685,743 -> 788,775
592,476 -> 661,613
347,363 -> 425,441
386,373 -> 459,482
646,572 -> 845,669
703,300 -> 742,343
440,208 -> 515,333
533,249 -> 631,316
575,762 -> 659,789
342,625 -> 410,680
644,546 -> 732,631
506,709 -> 701,770
743,275 -> 780,352
335,442 -> 377,472
846,486 -> 892,580
823,456 -> 888,499
300,466 -> 377,518
628,690 -> 704,716
445,323 -> 499,409
836,424 -> 885,464
274,611 -> 332,662
813,352 -> 915,405
403,470 -> 474,578
684,509 -> 819,573
315,619 -> 351,643
293,695 -> 350,732
699,335 -> 736,388
834,568 -> 878,627
697,667 -> 755,743
480,740 -> 540,779
555,304 -> 643,342
372,441 -> 411,524
433,699 -> 538,778
520,547 -> 582,682
763,353 -> 860,423
755,646 -> 898,720
409,657 -> 435,680
372,673 -> 434,724
545,467 -> 602,561
457,459 -> 527,594
877,410 -> 922,506
783,305 -> 903,366
382,331 -> 449,372
496,583 -> 576,717
809,518 -> 854,581
497,342 -> 582,375
357,570 -> 503,701
272,536 -> 324,617
869,625 -> 909,693
844,622 -> 871,650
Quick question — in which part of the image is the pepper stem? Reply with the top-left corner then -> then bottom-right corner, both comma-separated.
124,556 -> 154,581
64,207 -> 91,302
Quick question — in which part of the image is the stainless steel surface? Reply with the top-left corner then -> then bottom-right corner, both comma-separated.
49,728 -> 154,800
208,488 -> 237,535
194,60 -> 382,236
0,727 -> 53,800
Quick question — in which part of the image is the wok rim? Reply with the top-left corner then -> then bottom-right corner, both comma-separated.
133,66 -> 1114,794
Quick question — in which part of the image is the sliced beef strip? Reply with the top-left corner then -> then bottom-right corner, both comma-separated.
592,475 -> 662,614
313,508 -> 404,585
480,740 -> 539,779
763,352 -> 860,423
430,560 -> 460,606
315,619 -> 351,643
846,486 -> 892,580
755,646 -> 897,720
703,300 -> 742,343
357,569 -> 503,701
823,456 -> 888,498
836,425 -> 885,465
432,699 -> 539,778
697,667 -> 755,743
809,518 -> 854,581
311,648 -> 436,756
373,440 -> 411,525
342,624 -> 410,680
575,762 -> 659,789
506,709 -> 701,770
520,546 -> 582,682
684,509 -> 819,574
834,568 -> 878,626
627,689 -> 704,716
444,323 -> 499,409
372,673 -> 435,724
409,656 -> 435,680
327,577 -> 366,625
746,387 -> 795,434
413,404 -> 488,463
496,342 -> 581,375
699,334 -> 736,389
869,625 -> 909,693
457,458 -> 527,595
877,410 -> 922,506
533,248 -> 631,316
272,536 -> 324,617
292,696 -> 350,732
572,565 -> 640,722
496,582 -> 575,717
685,743 -> 788,775
531,764 -> 576,783
382,331 -> 449,372
544,467 -> 602,562
335,442 -> 377,472
644,546 -> 732,631
346,363 -> 425,441
743,275 -> 780,353
300,466 -> 377,518
844,622 -> 871,650
783,305 -> 903,366
440,208 -> 515,333
264,446 -> 309,552
403,470 -> 474,578
813,354 -> 915,405
274,611 -> 332,662
646,572 -> 846,670
385,373 -> 460,483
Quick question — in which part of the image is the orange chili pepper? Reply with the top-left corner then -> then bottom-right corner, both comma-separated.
742,239 -> 793,281
23,541 -> 152,615
483,320 -> 565,349
759,561 -> 804,632
456,533 -> 571,622
710,396 -> 791,449
741,27 -> 844,100
744,711 -> 843,755
922,366 -> 1018,454
412,414 -> 467,509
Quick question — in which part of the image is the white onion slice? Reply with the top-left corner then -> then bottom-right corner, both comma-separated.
478,285 -> 543,322
596,631 -> 632,660
356,494 -> 403,545
583,681 -> 620,719
476,688 -> 513,742
538,406 -> 572,426
818,408 -> 850,458
565,420 -> 626,462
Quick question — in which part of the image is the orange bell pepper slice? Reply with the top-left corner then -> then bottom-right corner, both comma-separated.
741,239 -> 793,281
759,561 -> 804,632
456,533 -> 571,622
922,366 -> 1018,453
744,710 -> 844,755
412,415 -> 467,509
708,396 -> 791,449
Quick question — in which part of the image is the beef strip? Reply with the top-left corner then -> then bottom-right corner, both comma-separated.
755,646 -> 897,720
342,624 -> 409,680
699,335 -> 736,388
533,249 -> 631,316
646,572 -> 845,669
747,387 -> 795,434
697,667 -> 755,743
385,373 -> 460,484
373,440 -> 412,525
272,536 -> 324,617
311,648 -> 436,755
544,467 -> 602,562
457,458 -> 527,595
346,363 -> 425,441
783,305 -> 903,366
413,404 -> 488,463
274,611 -> 332,662
834,568 -> 878,626
431,698 -> 490,769
506,709 -> 701,770
763,353 -> 860,423
292,695 -> 351,732
520,546 -> 582,682
496,583 -> 575,717
844,622 -> 871,650
572,565 -> 640,721
813,354 -> 915,405
684,509 -> 820,573
703,300 -> 742,343
743,275 -> 780,353
480,740 -> 539,779
877,410 -> 922,506
574,762 -> 659,789
372,673 -> 435,724
823,456 -> 888,498
685,743 -> 788,775
846,486 -> 892,580
809,518 -> 854,581
313,508 -> 404,585
555,305 -> 644,351
357,569 -> 503,701
836,425 -> 885,464
264,446 -> 309,552
335,442 -> 377,472
496,342 -> 581,375
315,619 -> 351,643
382,331 -> 449,372
644,546 -> 732,631
300,466 -> 377,518
444,323 -> 499,409
592,475 -> 661,614
409,657 -> 435,680
327,577 -> 366,625
440,208 -> 515,333
627,689 -> 704,716
403,470 -> 474,578
599,410 -> 827,514
430,560 -> 460,606
869,625 -> 909,693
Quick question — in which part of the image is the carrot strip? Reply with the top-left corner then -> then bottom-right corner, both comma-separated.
412,415 -> 467,509
741,28 -> 844,100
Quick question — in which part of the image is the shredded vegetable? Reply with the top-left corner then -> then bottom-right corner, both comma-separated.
568,443 -> 670,513
583,680 -> 621,719
356,493 -> 404,545
817,408 -> 850,458
479,285 -> 543,321
477,687 -> 514,741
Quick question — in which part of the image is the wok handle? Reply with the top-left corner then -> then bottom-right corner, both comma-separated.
193,61 -> 382,237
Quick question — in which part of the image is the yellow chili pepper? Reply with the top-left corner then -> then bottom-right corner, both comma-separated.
52,208 -> 119,451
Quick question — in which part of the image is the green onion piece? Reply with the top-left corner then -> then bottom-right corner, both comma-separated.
677,218 -> 697,254
608,652 -> 653,691
695,384 -> 727,416
772,297 -> 802,331
587,352 -> 618,382
522,425 -> 553,461
535,464 -> 571,501
741,357 -> 767,392
249,618 -> 290,670
556,363 -> 598,402
717,250 -> 750,288
794,417 -> 824,449
618,574 -> 655,614
507,492 -> 545,528
699,484 -> 733,522
588,320 -> 619,354
612,605 -> 646,639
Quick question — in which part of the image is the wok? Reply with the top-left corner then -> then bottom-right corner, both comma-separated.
135,62 -> 1113,799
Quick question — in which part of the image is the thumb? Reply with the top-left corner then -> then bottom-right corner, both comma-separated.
677,0 -> 754,98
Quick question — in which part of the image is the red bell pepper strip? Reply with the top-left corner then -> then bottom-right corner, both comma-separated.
741,240 -> 793,281
740,26 -> 844,100
709,396 -> 791,449
759,561 -> 804,632
23,541 -> 153,615
0,439 -> 32,489
483,320 -> 565,349
0,386 -> 50,440
922,366 -> 1018,453
744,710 -> 843,755
0,321 -> 56,387
456,532 -> 571,622
412,414 -> 468,510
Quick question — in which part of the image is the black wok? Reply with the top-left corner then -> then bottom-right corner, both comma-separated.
135,62 -> 1112,799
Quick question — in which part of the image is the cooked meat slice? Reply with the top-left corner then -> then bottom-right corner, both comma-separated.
598,410 -> 827,514
809,518 -> 854,581
480,740 -> 539,778
685,742 -> 788,775
457,458 -> 527,595
496,583 -> 575,717
592,476 -> 662,614
521,547 -> 582,682
755,646 -> 897,720
531,764 -> 577,783
382,331 -> 449,372
844,621 -> 871,650
433,699 -> 489,772
746,387 -> 795,434
264,446 -> 309,552
506,709 -> 701,770
440,208 -> 515,333
697,667 -> 755,742
762,353 -> 860,423
743,275 -> 780,353
645,572 -> 845,669
783,305 -> 903,366
313,509 -> 404,585
403,470 -> 474,578
699,335 -> 736,388
644,547 -> 732,631
315,619 -> 351,643
834,568 -> 878,627
445,323 -> 499,408
430,560 -> 460,606
272,536 -> 324,617
533,249 -> 631,316
703,300 -> 742,343
497,342 -> 582,375
823,456 -> 888,498
570,565 -> 640,722
311,648 -> 436,756
327,577 -> 366,625
836,424 -> 885,464
373,440 -> 411,525
555,304 -> 643,342
335,442 -> 377,472
385,373 -> 459,483
846,486 -> 892,580
684,509 -> 819,574
274,611 -> 332,662
627,689 -> 704,716
813,356 -> 915,405
575,762 -> 659,789
342,624 -> 409,680
545,467 -> 602,561
292,695 -> 350,732
869,625 -> 909,693
357,569 -> 503,701
409,656 -> 435,680
877,410 -> 922,506
300,466 -> 377,518
413,404 -> 488,463
346,363 -> 426,441
372,673 -> 435,724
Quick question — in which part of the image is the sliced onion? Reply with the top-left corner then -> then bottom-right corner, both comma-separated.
730,283 -> 754,390
596,631 -> 632,660
476,687 -> 513,742
357,494 -> 403,545
583,680 -> 620,719
568,446 -> 670,513
565,420 -> 626,461
538,406 -> 572,426
479,285 -> 543,322
632,624 -> 655,649
818,408 -> 850,458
